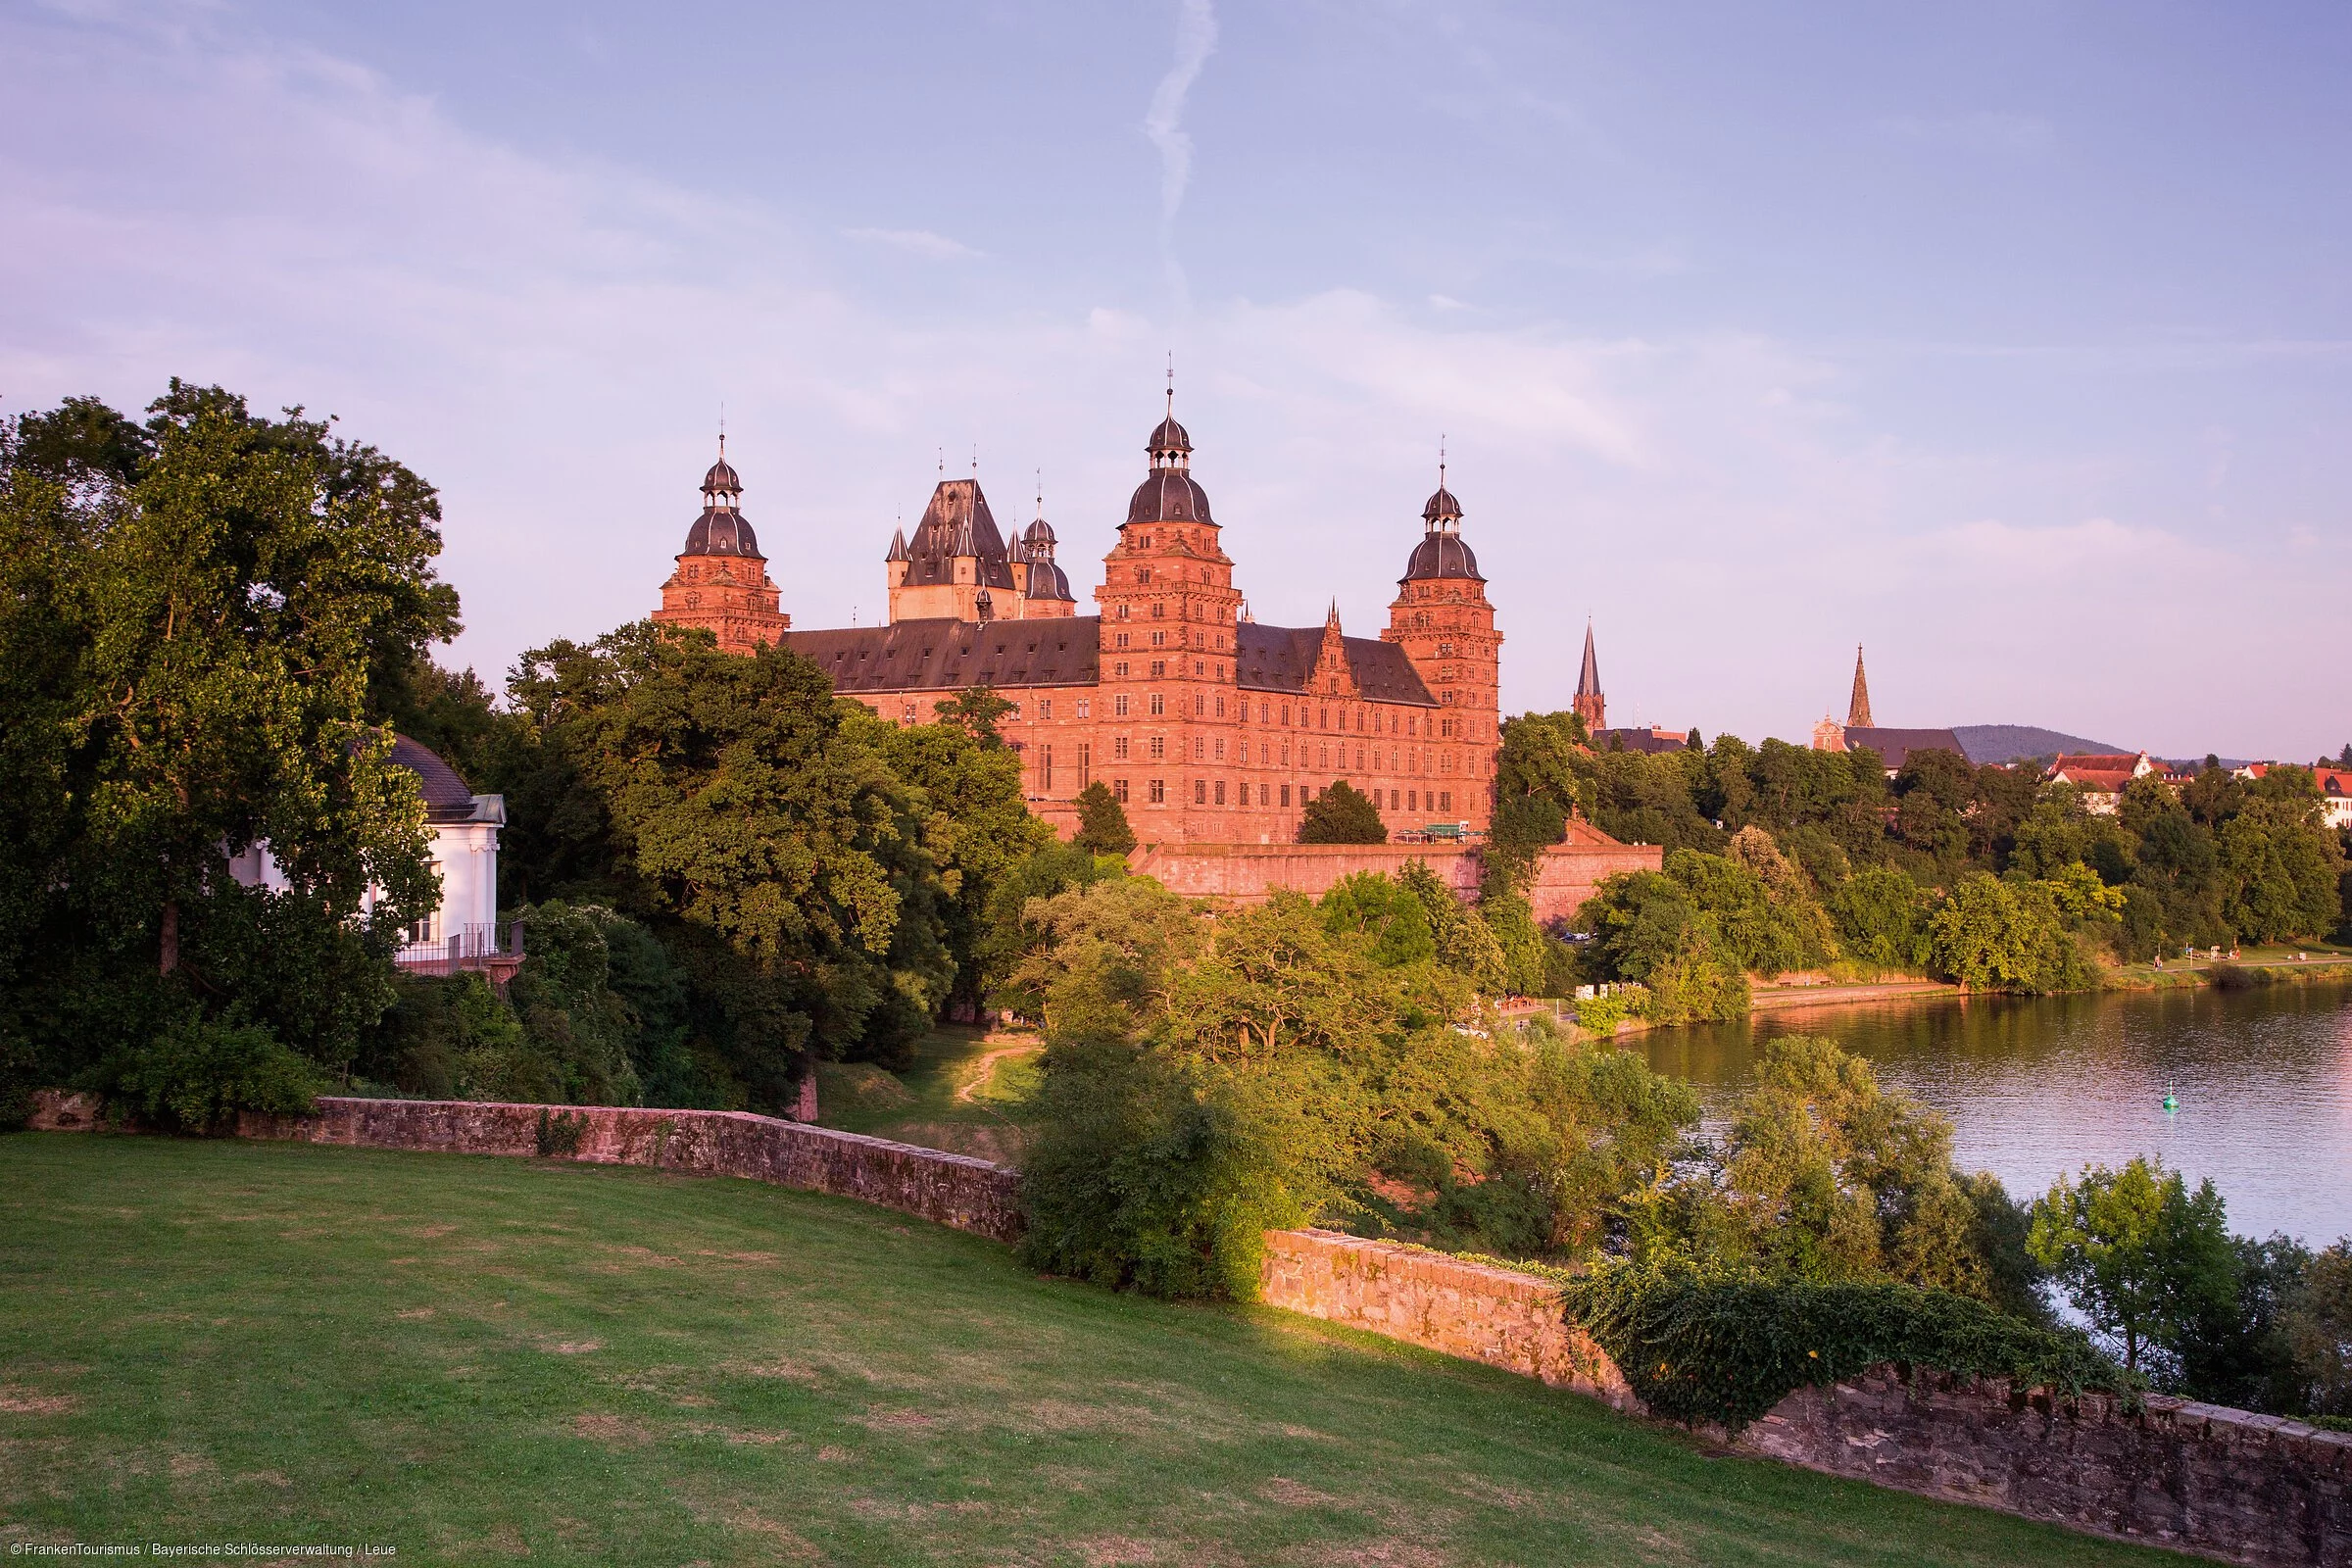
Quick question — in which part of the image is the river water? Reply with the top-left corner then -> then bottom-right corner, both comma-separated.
1641,981 -> 2352,1246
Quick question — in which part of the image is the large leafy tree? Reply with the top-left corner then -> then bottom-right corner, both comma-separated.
1297,779 -> 1387,844
501,622 -> 952,1094
2029,1156 -> 2237,1374
1,385 -> 458,1099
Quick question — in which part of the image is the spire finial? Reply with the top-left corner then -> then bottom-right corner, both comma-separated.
1035,466 -> 1044,516
1439,433 -> 1446,489
1166,351 -> 1174,416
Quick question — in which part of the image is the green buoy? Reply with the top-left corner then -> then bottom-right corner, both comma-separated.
2162,1082 -> 2180,1113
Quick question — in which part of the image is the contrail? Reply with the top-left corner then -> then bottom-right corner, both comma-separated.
1144,0 -> 1217,304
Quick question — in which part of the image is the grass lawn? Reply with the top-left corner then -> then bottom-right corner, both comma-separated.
0,1134 -> 2180,1567
814,1026 -> 1041,1163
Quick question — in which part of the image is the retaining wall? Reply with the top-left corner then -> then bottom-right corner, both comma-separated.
1130,829 -> 1660,923
1256,1227 -> 2352,1567
29,1091 -> 1021,1243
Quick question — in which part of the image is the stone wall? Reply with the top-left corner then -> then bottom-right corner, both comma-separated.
1257,1226 -> 2352,1567
1259,1229 -> 1640,1412
1131,831 -> 1660,923
30,1090 -> 1022,1244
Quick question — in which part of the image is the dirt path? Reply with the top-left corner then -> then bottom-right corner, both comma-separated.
954,1038 -> 1042,1104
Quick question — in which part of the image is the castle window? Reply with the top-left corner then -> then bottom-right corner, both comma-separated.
1389,789 -> 1398,808
1114,736 -> 1130,760
1008,704 -> 1022,720
1407,715 -> 1417,737
1257,782 -> 1269,806
1193,695 -> 1204,716
1137,566 -> 1152,585
1281,784 -> 1292,807
1214,696 -> 1224,717
1116,662 -> 1129,678
1213,780 -> 1226,805
1149,778 -> 1165,804
1441,791 -> 1453,810
1319,708 -> 1328,729
1151,630 -> 1165,648
1318,744 -> 1329,768
1260,742 -> 1270,763
902,703 -> 916,721
1150,736 -> 1165,760
1152,603 -> 1164,618
1040,699 -> 1052,719
1118,605 -> 1129,619
1078,742 -> 1091,785
1076,699 -> 1091,718
1150,694 -> 1164,716
1195,779 -> 1206,805
1280,704 -> 1290,726
1115,695 -> 1130,717
1041,745 -> 1053,789
1438,641 -> 1453,657
1116,631 -> 1130,649
1114,778 -> 1129,802
1150,660 -> 1164,677
1260,701 -> 1270,724
1213,737 -> 1225,760
1194,660 -> 1203,676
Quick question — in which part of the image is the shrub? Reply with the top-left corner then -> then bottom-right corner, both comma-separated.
1018,1036 -> 1305,1301
1561,1263 -> 2127,1431
93,1017 -> 324,1134
1298,780 -> 1387,845
534,1107 -> 589,1156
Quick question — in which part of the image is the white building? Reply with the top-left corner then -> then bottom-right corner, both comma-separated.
225,733 -> 513,976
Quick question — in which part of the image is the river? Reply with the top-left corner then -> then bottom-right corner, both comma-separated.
1640,981 -> 2352,1246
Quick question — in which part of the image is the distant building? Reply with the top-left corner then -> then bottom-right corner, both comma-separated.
2047,752 -> 2158,815
2315,767 -> 2352,829
1809,646 -> 1963,773
1592,726 -> 1695,756
1573,620 -> 1605,731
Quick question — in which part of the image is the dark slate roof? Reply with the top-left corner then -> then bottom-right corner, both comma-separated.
682,506 -> 761,558
703,457 -> 742,494
1148,414 -> 1192,456
903,479 -> 1014,590
1126,469 -> 1215,526
789,617 -> 1102,693
1399,530 -> 1482,582
389,734 -> 478,822
1025,558 -> 1075,602
1422,486 -> 1462,524
1234,622 -> 1437,706
1844,727 -> 1968,769
1592,727 -> 1691,756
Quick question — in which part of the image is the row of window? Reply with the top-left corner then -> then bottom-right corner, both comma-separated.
1100,778 -> 1455,812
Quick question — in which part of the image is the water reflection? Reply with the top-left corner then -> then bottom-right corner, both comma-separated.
1642,983 -> 2352,1245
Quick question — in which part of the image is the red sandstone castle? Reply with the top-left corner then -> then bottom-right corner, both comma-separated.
653,398 -> 1501,845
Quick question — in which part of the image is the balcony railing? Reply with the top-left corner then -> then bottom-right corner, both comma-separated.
393,921 -> 525,980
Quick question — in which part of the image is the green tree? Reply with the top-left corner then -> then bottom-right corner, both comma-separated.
504,621 -> 950,1096
1298,779 -> 1387,844
1,386 -> 459,1102
2029,1156 -> 2237,1373
872,706 -> 1054,1016
1317,871 -> 1437,968
1829,866 -> 1934,970
2284,1240 -> 2352,1416
2218,767 -> 2343,942
1070,780 -> 1137,856
1928,873 -> 2092,993
976,841 -> 1127,1016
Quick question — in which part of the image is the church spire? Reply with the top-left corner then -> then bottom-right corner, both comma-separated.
1573,619 -> 1605,731
1847,644 -> 1875,729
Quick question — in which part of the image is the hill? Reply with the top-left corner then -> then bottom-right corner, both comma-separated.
1951,723 -> 2130,765
0,1133 -> 2163,1567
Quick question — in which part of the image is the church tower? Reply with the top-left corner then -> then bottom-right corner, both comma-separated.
652,438 -> 789,653
1383,464 -> 1501,798
1573,620 -> 1605,732
1846,645 -> 1875,728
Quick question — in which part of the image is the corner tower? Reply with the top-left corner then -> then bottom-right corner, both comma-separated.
888,476 -> 1015,623
1383,465 -> 1500,772
652,438 -> 789,653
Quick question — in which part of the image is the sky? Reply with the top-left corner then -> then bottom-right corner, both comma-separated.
3,0 -> 2347,760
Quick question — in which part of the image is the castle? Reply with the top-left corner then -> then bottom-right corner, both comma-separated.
652,397 -> 1502,845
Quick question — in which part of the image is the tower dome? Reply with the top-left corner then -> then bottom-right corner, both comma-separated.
681,437 -> 760,557
1127,391 -> 1215,524
1399,466 -> 1481,583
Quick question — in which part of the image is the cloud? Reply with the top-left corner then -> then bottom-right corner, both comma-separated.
843,227 -> 984,262
1144,0 -> 1218,231
0,3 -> 2340,763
